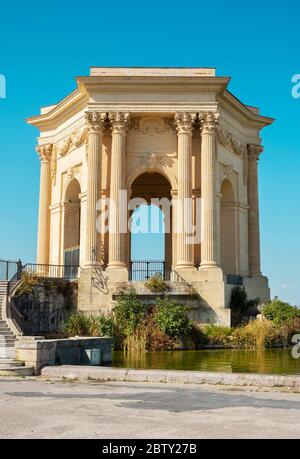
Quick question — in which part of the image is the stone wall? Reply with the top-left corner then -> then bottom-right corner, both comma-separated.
15,336 -> 113,375
13,278 -> 78,336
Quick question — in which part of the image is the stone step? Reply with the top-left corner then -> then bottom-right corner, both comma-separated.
0,366 -> 34,377
0,331 -> 15,337
0,349 -> 16,358
1,337 -> 16,342
0,358 -> 24,368
0,340 -> 16,347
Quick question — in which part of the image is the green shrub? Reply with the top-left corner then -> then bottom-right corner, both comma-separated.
89,315 -> 114,337
154,297 -> 191,339
262,300 -> 300,325
64,312 -> 91,336
113,289 -> 145,337
230,286 -> 248,312
201,324 -> 233,345
64,312 -> 114,337
145,274 -> 169,293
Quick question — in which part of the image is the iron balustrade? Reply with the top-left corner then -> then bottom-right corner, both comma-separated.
22,263 -> 79,280
0,259 -> 79,282
0,259 -> 22,281
130,260 -> 166,281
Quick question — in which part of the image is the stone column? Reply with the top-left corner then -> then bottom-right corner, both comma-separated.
36,144 -> 52,266
199,112 -> 219,269
174,112 -> 196,270
107,112 -> 130,273
247,144 -> 263,276
85,111 -> 106,267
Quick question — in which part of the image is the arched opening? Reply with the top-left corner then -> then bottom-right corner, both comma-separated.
129,172 -> 172,280
63,179 -> 81,274
220,179 -> 237,275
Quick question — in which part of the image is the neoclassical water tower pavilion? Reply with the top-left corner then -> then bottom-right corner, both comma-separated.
27,67 -> 274,325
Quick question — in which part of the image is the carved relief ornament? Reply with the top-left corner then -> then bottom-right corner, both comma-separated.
216,126 -> 247,157
199,112 -> 220,134
140,152 -> 174,170
247,143 -> 263,161
175,112 -> 197,135
56,126 -> 88,157
108,112 -> 130,134
130,116 -> 175,135
36,143 -> 53,162
85,111 -> 106,134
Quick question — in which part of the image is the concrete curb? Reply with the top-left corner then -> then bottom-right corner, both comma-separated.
41,366 -> 300,390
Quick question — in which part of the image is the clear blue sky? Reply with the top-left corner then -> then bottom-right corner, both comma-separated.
0,0 -> 299,305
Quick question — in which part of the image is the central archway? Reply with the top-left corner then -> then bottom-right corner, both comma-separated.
63,179 -> 81,276
129,172 -> 172,280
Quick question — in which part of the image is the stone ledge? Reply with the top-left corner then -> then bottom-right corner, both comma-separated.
15,337 -> 113,375
41,366 -> 300,390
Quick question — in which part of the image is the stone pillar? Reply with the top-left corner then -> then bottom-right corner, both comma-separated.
199,112 -> 219,269
85,111 -> 106,267
107,112 -> 130,275
247,144 -> 263,276
174,112 -> 196,270
36,144 -> 52,266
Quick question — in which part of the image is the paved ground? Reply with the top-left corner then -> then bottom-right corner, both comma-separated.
0,377 -> 300,439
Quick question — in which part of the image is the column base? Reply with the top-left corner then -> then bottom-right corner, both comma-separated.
174,262 -> 197,271
83,261 -> 103,269
199,261 -> 220,270
106,265 -> 129,282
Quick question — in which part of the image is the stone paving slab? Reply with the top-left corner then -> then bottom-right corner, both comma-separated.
41,365 -> 300,390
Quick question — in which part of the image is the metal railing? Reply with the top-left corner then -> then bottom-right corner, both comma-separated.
22,263 -> 79,280
0,259 -> 22,281
129,260 -> 166,281
1,259 -> 79,283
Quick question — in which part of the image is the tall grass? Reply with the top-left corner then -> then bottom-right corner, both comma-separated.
232,319 -> 277,349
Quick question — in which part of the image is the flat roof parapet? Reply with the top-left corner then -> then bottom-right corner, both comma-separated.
89,67 -> 216,77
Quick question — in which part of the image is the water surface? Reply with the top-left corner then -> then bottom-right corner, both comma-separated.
112,349 -> 300,375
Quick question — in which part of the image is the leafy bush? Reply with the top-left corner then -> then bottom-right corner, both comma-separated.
230,286 -> 248,312
64,312 -> 114,337
89,314 -> 114,337
201,324 -> 233,345
261,300 -> 300,326
64,312 -> 91,336
154,297 -> 191,339
145,274 -> 169,293
113,289 -> 145,337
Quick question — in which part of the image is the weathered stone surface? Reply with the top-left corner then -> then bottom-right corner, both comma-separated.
16,336 -> 113,375
41,366 -> 300,390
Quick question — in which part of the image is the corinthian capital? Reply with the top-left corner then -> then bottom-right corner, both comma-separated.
36,144 -> 53,162
199,112 -> 219,134
108,112 -> 130,134
175,112 -> 197,135
85,111 -> 106,134
248,144 -> 263,161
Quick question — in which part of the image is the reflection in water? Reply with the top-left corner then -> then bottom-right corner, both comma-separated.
112,349 -> 300,375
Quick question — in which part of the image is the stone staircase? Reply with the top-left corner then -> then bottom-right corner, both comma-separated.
0,281 -> 8,319
0,280 -> 34,375
0,281 -> 16,358
0,358 -> 34,376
